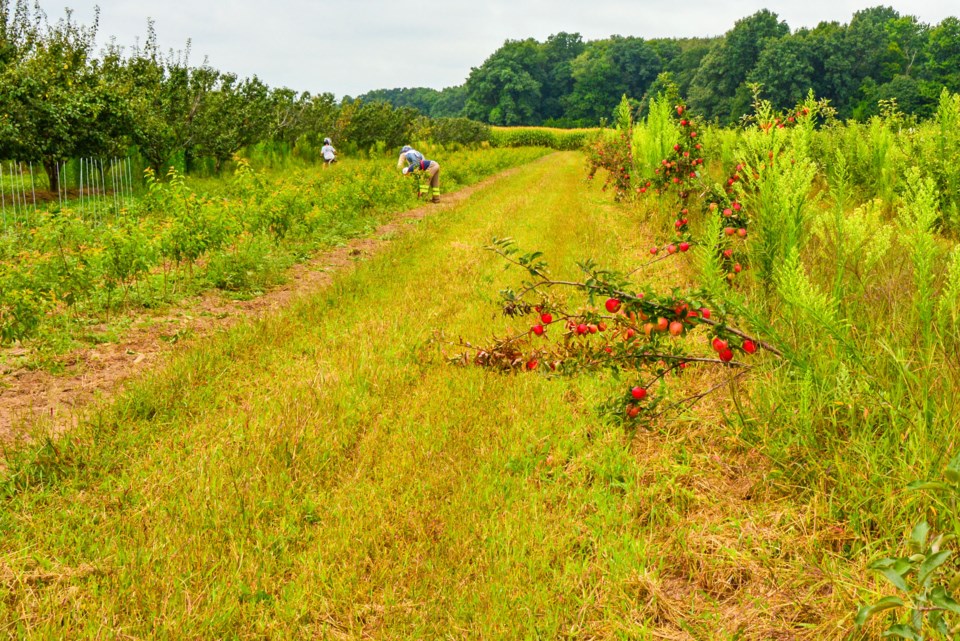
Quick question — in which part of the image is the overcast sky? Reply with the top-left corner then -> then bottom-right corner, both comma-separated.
51,0 -> 959,99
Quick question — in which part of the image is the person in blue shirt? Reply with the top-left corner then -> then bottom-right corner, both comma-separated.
397,145 -> 441,203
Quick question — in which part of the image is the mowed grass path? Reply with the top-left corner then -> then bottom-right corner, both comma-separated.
0,153 -> 857,639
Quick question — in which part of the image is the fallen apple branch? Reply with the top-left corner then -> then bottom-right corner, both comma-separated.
441,238 -> 780,423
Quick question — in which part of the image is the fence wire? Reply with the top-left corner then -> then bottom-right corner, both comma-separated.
0,157 -> 143,231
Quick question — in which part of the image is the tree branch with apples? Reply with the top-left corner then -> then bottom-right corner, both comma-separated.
444,237 -> 779,423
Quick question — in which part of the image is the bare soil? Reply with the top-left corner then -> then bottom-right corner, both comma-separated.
0,171 -> 514,443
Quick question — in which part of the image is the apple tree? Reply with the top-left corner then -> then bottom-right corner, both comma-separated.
0,3 -> 131,192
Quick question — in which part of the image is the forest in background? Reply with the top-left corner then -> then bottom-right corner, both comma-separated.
358,7 -> 960,126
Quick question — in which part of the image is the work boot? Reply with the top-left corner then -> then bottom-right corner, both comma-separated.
431,196 -> 441,203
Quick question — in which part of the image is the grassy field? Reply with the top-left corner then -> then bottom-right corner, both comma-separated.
1,153 -> 869,638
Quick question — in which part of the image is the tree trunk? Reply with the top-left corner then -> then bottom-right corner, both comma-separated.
184,148 -> 194,174
43,158 -> 60,195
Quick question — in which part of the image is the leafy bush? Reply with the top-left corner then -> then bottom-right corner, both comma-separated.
205,233 -> 290,293
418,117 -> 491,147
489,126 -> 599,150
0,147 -> 551,345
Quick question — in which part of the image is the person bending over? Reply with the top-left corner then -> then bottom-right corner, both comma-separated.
397,145 -> 440,203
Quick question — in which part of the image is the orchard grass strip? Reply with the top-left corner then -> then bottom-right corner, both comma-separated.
0,147 -> 551,363
0,153 -> 861,639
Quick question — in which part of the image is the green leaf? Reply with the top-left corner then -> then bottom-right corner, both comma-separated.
882,624 -> 919,640
930,587 -> 960,614
946,451 -> 960,484
870,558 -> 897,570
918,550 -> 952,586
879,568 -> 910,593
855,596 -> 905,627
933,611 -> 950,635
892,559 -> 913,576
910,521 -> 930,549
949,569 -> 960,593
906,480 -> 950,492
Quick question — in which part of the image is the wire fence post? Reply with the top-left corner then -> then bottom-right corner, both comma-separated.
56,161 -> 62,210
79,157 -> 84,217
1,163 -> 6,230
17,162 -> 26,224
100,158 -> 109,219
110,158 -> 117,215
126,157 -> 134,208
96,158 -> 104,223
90,158 -> 96,222
29,161 -> 36,210
8,162 -> 17,225
1,164 -> 6,230
0,154 -> 141,227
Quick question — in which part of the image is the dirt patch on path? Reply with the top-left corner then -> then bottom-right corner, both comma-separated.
0,164 -> 531,443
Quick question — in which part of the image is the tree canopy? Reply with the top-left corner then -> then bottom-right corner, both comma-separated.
367,7 -> 960,126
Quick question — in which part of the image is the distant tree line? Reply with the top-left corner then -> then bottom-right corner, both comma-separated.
358,7 -> 960,126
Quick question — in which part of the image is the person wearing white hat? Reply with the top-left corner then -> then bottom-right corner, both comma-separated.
397,145 -> 441,203
321,137 -> 337,167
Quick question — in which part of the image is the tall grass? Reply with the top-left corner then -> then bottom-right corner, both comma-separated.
700,94 -> 960,596
489,126 -> 600,150
734,114 -> 818,291
631,93 -> 679,178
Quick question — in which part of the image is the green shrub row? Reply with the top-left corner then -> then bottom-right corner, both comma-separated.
0,148 -> 551,350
